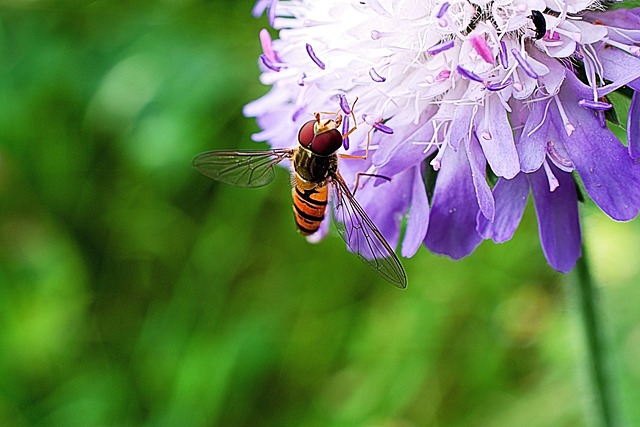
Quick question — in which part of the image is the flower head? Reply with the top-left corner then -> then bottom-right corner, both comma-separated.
246,0 -> 640,272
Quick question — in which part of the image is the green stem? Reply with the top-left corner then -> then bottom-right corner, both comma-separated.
573,246 -> 619,427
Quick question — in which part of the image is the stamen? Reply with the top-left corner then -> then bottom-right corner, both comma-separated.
553,97 -> 575,136
546,31 -> 561,41
260,54 -> 281,72
546,141 -> 574,169
306,43 -> 326,70
259,28 -> 278,62
436,69 -> 451,81
252,0 -> 270,18
554,27 -> 582,43
456,65 -> 484,83
603,38 -> 640,57
430,143 -> 447,171
363,114 -> 394,134
499,41 -> 509,69
485,78 -> 513,91
369,67 -> 386,82
342,114 -> 350,150
542,160 -> 559,192
436,2 -> 450,18
371,30 -> 392,40
292,106 -> 305,122
470,35 -> 494,64
338,94 -> 351,114
373,121 -> 394,134
527,99 -> 552,137
427,40 -> 455,55
297,73 -> 306,86
511,49 -> 539,79
578,99 -> 613,111
268,0 -> 277,26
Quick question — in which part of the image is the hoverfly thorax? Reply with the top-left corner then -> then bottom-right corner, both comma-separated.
292,144 -> 338,184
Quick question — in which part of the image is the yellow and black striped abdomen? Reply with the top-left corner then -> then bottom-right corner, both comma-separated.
292,174 -> 328,235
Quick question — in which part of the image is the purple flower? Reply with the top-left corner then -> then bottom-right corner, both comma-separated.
247,0 -> 640,273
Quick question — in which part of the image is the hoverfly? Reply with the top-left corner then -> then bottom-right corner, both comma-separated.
192,102 -> 407,288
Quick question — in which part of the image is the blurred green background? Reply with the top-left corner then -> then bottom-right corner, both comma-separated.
1,1 -> 639,426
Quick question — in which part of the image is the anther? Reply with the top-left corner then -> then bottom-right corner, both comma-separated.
470,35 -> 494,64
369,67 -> 386,82
306,43 -> 326,69
578,99 -> 613,111
260,54 -> 281,72
427,40 -> 455,55
511,49 -> 538,79
456,65 -> 484,83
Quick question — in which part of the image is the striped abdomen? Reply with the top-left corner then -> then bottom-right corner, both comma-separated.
292,174 -> 329,235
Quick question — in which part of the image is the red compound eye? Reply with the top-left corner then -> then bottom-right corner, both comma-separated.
297,120 -> 316,148
309,129 -> 343,155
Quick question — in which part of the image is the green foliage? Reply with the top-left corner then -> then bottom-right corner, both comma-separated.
1,1 -> 639,426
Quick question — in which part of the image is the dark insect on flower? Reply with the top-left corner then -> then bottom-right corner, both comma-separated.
192,100 -> 407,289
529,10 -> 546,40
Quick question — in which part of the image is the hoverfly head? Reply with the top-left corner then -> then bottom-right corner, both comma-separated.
297,113 -> 344,156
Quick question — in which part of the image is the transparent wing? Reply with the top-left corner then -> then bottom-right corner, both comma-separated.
330,172 -> 407,288
192,149 -> 294,188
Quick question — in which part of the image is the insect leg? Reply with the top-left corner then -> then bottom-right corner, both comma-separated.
351,172 -> 392,196
338,123 -> 374,160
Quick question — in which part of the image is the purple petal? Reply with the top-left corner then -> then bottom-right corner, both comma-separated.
597,47 -> 640,96
424,144 -> 483,259
374,108 -> 438,176
583,8 -> 640,44
629,91 -> 640,159
477,173 -> 529,243
401,166 -> 430,257
528,165 -> 581,273
447,104 -> 474,151
584,7 -> 640,29
354,168 -> 414,250
477,97 -> 520,179
555,73 -> 640,220
466,134 -> 495,221
517,99 -> 548,172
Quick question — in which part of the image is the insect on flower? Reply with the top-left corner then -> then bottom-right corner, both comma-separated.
529,10 -> 546,40
192,99 -> 407,288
